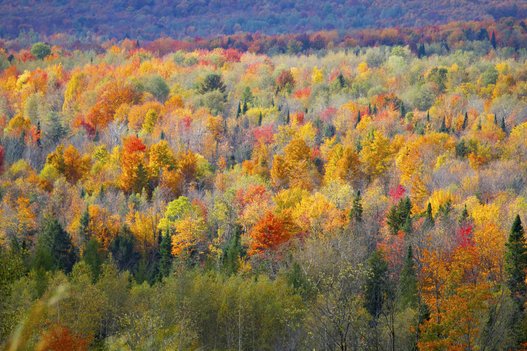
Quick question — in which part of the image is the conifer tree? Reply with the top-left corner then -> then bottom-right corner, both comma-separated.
224,226 -> 242,275
83,238 -> 102,282
491,31 -> 497,50
501,117 -> 507,134
34,218 -> 77,273
365,250 -> 390,319
424,203 -> 435,227
350,190 -> 363,223
398,246 -> 418,309
158,232 -> 173,279
462,112 -> 468,130
505,215 -> 527,306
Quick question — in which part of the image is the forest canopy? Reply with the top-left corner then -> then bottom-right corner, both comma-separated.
2,12 -> 527,351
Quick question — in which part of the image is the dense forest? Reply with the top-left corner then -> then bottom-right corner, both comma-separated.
1,0 -> 527,39
2,15 -> 527,351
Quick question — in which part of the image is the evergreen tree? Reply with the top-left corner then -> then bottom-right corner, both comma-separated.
398,246 -> 418,309
242,100 -> 248,114
110,226 -> 140,272
439,117 -> 448,133
400,103 -> 406,119
158,232 -> 173,279
350,190 -> 363,223
34,218 -> 77,273
494,114 -> 498,125
365,250 -> 390,319
417,43 -> 426,58
426,111 -> 430,123
462,112 -> 468,130
424,203 -> 435,227
79,208 -> 90,243
505,215 -> 527,306
337,73 -> 345,88
356,110 -> 361,128
459,204 -> 469,224
505,215 -> 527,347
258,112 -> 263,126
83,238 -> 102,282
236,102 -> 241,118
387,197 -> 412,235
491,31 -> 497,50
286,109 -> 290,124
501,117 -> 507,134
223,226 -> 242,275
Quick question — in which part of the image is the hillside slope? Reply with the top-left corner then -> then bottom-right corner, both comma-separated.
1,0 -> 526,39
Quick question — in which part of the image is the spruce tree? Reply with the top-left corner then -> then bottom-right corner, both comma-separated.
223,226 -> 242,275
158,233 -> 173,278
491,32 -> 497,50
34,219 -> 77,273
462,112 -> 468,130
258,112 -> 263,126
365,250 -> 390,319
398,246 -> 418,309
459,204 -> 469,224
83,238 -> 102,282
501,117 -> 507,134
356,110 -> 361,128
505,215 -> 527,306
424,203 -> 435,227
350,190 -> 363,223
236,102 -> 241,118
439,117 -> 448,133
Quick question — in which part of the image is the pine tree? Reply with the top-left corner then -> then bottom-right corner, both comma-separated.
494,114 -> 498,125
110,226 -> 140,272
398,246 -> 418,309
286,110 -> 290,124
439,117 -> 448,133
462,112 -> 468,130
501,117 -> 507,134
258,112 -> 263,126
459,204 -> 469,224
426,111 -> 430,123
387,197 -> 412,235
424,203 -> 435,227
350,190 -> 363,223
158,232 -> 173,279
505,215 -> 527,347
242,101 -> 248,114
34,219 -> 77,273
365,250 -> 390,319
356,110 -> 361,128
236,102 -> 241,118
400,103 -> 406,119
417,43 -> 426,58
83,238 -> 102,282
79,208 -> 90,243
223,226 -> 242,275
505,215 -> 527,306
491,32 -> 497,50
